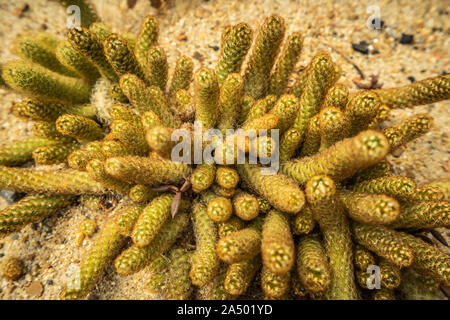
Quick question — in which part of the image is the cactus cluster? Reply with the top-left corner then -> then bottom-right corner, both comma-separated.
0,6 -> 449,300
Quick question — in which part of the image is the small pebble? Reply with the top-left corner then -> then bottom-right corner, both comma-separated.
352,41 -> 369,54
407,76 -> 415,83
208,44 -> 219,51
176,34 -> 187,41
14,3 -> 29,18
399,33 -> 414,44
26,281 -> 44,297
193,51 -> 203,61
46,280 -> 53,285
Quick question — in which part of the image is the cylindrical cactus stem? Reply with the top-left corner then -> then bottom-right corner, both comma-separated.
215,166 -> 239,189
145,256 -> 169,295
238,95 -> 256,125
129,184 -> 158,203
299,115 -> 320,156
132,193 -> 188,247
32,142 -> 81,165
107,120 -> 149,156
2,61 -> 91,104
224,256 -> 261,296
243,95 -> 277,125
0,166 -> 107,195
67,27 -> 118,82
216,23 -> 252,86
425,178 -> 450,201
296,234 -> 331,293
351,222 -> 415,268
217,215 -> 245,238
257,197 -> 272,214
216,217 -> 263,264
145,125 -> 175,159
345,91 -> 381,136
237,163 -> 305,214
104,156 -> 191,187
12,99 -> 94,122
383,113 -> 433,151
352,176 -> 416,201
391,201 -> 450,229
61,204 -> 143,299
119,74 -> 176,128
145,46 -> 168,91
241,113 -> 279,134
368,104 -> 391,128
217,73 -> 244,134
280,130 -> 389,184
168,56 -> 193,100
114,212 -> 189,275
290,64 -> 311,98
243,15 -> 285,99
14,35 -> 77,77
89,22 -> 112,41
268,94 -> 300,133
397,232 -> 450,286
141,110 -> 164,130
292,52 -> 337,139
86,159 -> 132,195
353,160 -> 392,183
374,74 -> 450,109
109,83 -> 129,103
174,89 -> 195,122
103,33 -> 145,79
232,190 -> 260,221
32,121 -> 75,142
261,209 -> 295,275
191,163 -> 216,193
379,259 -> 402,289
56,114 -> 104,142
55,0 -> 99,27
406,186 -> 445,202
0,194 -> 75,236
0,138 -> 62,166
190,201 -> 220,286
269,32 -> 303,96
56,40 -> 100,84
323,83 -> 349,110
318,107 -> 350,151
203,192 -> 233,223
108,105 -> 142,128
279,127 -> 303,161
305,175 -> 359,300
194,68 -> 220,129
101,140 -> 137,157
135,16 -> 159,69
261,266 -> 291,299
164,248 -> 193,300
292,205 -> 316,235
339,190 -> 400,226
354,244 -> 376,271
197,267 -> 233,300
212,183 -> 236,198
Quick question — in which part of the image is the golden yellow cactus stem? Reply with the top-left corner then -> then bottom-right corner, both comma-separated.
217,216 -> 245,238
216,217 -> 263,264
374,74 -> 450,109
145,256 -> 169,295
224,256 -> 261,296
243,15 -> 285,99
61,204 -> 144,299
0,138 -> 63,167
351,222 -> 415,268
135,16 -> 159,69
190,201 -> 220,286
0,166 -> 107,195
291,205 -> 316,235
86,159 -> 133,195
194,68 -> 220,129
323,83 -> 349,110
261,209 -> 295,275
217,73 -> 244,135
56,114 -> 104,142
237,163 -> 305,214
164,248 -> 193,300
305,175 -> 359,300
299,114 -> 320,157
318,107 -> 350,151
232,190 -> 260,221
32,142 -> 81,165
268,94 -> 300,133
352,175 -> 416,201
191,163 -> 216,193
269,32 -> 303,96
296,234 -> 331,293
67,141 -> 104,170
145,46 -> 168,91
390,201 -> 450,229
168,56 -> 193,100
145,125 -> 175,159
345,91 -> 381,137
0,195 -> 75,237
281,130 -> 389,184
261,266 -> 291,299
114,212 -> 189,275
339,190 -> 400,226
396,232 -> 450,286
129,185 -> 158,203
383,113 -> 433,151
202,191 -> 233,223
354,244 -> 376,271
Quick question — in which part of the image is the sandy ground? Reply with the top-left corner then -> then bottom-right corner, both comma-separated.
0,0 -> 449,299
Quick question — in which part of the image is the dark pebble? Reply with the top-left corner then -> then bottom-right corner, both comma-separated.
370,18 -> 385,29
0,253 -> 4,258
442,71 -> 448,75
399,33 -> 414,44
208,44 -> 219,51
407,76 -> 415,83
193,51 -> 203,62
127,0 -> 137,9
0,190 -> 26,204
46,280 -> 54,285
352,41 -> 369,54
